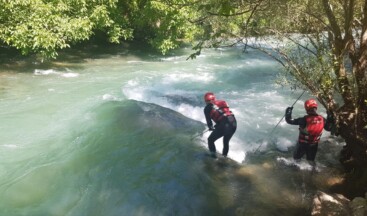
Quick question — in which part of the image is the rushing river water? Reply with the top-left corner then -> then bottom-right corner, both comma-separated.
0,44 -> 345,216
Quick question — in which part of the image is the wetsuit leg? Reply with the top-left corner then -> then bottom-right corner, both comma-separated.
208,128 -> 224,153
222,132 -> 234,156
222,127 -> 237,156
222,116 -> 237,156
306,144 -> 318,161
293,142 -> 307,160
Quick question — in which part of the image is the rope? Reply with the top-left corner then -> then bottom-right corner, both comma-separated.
253,90 -> 306,153
190,129 -> 209,141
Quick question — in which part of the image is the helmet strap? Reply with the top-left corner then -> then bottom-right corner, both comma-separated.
306,107 -> 317,115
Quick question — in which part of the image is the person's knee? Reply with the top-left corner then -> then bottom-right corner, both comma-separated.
208,135 -> 218,143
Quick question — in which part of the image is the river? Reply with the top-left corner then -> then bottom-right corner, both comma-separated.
0,43 -> 345,215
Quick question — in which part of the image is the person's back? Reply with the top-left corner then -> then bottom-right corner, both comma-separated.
298,113 -> 325,145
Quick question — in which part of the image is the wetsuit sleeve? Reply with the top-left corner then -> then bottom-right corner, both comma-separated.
204,105 -> 214,129
285,107 -> 306,126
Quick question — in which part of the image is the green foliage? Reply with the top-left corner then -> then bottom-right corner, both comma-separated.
0,0 -> 201,58
0,0 -> 131,59
127,0 -> 200,55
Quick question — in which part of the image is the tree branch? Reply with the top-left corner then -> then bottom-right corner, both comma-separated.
359,0 -> 367,70
322,0 -> 342,40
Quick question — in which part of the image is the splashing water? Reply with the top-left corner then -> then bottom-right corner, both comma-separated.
0,45 -> 344,215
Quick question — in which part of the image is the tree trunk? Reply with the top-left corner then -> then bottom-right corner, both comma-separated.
335,104 -> 367,199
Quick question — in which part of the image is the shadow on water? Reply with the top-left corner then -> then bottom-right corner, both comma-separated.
0,39 -> 272,75
0,41 -> 174,73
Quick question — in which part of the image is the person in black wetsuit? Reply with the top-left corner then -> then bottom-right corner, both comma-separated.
203,92 -> 237,158
285,98 -> 334,165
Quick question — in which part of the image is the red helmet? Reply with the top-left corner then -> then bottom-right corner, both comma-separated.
304,99 -> 318,110
204,92 -> 215,102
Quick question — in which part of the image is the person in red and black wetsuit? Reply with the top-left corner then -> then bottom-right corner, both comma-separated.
285,98 -> 334,164
204,92 -> 237,158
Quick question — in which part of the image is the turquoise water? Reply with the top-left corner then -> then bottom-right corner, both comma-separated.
0,44 -> 344,215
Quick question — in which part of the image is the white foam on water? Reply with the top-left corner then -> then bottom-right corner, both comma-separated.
34,69 -> 79,78
61,73 -> 79,78
34,69 -> 58,75
275,137 -> 294,152
276,156 -> 323,172
127,79 -> 139,86
160,56 -> 184,61
177,104 -> 203,122
162,72 -> 215,83
1,144 -> 19,149
102,94 -> 118,101
122,86 -> 145,101
127,60 -> 149,64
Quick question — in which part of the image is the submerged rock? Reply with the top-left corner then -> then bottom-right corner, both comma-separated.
349,197 -> 367,216
311,191 -> 351,216
312,191 -> 367,216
